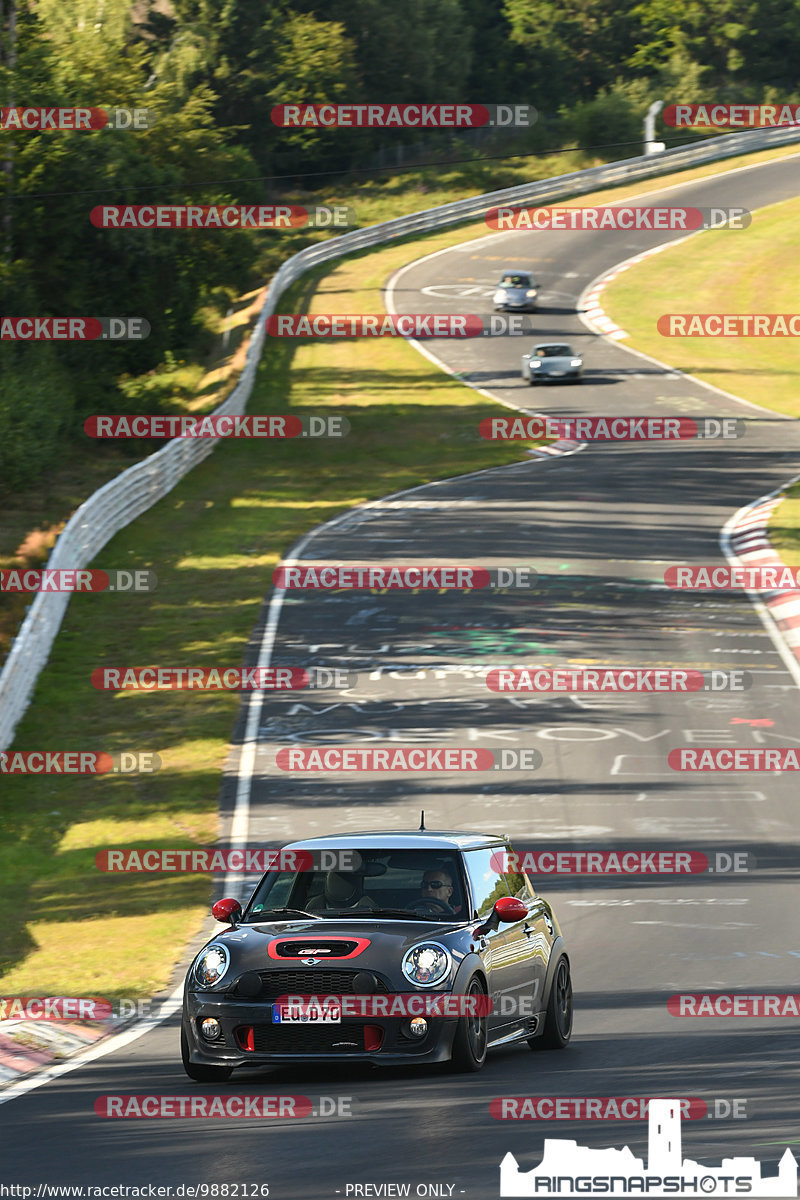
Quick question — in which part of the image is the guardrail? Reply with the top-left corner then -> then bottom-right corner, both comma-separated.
2,123 -> 799,749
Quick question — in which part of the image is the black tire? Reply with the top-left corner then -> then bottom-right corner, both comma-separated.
529,957 -> 572,1050
449,976 -> 488,1073
181,1024 -> 233,1082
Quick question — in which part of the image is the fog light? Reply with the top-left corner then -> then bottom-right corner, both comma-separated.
409,1017 -> 427,1038
200,1017 -> 221,1040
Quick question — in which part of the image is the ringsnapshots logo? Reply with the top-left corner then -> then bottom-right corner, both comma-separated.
664,102 -> 800,128
90,666 -> 355,691
272,564 -> 538,589
84,414 -> 348,439
0,751 -> 160,775
265,314 -> 534,338
1,569 -> 156,593
1,317 -> 149,340
90,205 -> 355,229
0,107 -> 154,131
486,668 -> 751,693
270,103 -> 536,128
479,416 -> 744,440
498,1098 -> 796,1197
485,206 -> 749,231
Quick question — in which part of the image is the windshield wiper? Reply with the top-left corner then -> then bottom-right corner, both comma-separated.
325,908 -> 440,920
250,908 -> 322,921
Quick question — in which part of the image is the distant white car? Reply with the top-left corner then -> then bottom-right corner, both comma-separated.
493,269 -> 538,312
521,342 -> 583,384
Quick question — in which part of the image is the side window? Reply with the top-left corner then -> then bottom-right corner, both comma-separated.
501,843 -> 536,900
464,849 -> 512,918
505,869 -> 535,901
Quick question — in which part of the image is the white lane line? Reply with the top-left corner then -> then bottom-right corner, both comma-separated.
0,993 -> 184,1108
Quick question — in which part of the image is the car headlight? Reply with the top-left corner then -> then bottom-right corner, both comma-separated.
530,359 -> 541,367
402,943 -> 452,987
193,943 -> 230,988
526,289 -> 537,297
494,290 -> 505,301
570,358 -> 582,367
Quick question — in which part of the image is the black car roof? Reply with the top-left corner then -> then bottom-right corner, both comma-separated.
281,830 -> 508,852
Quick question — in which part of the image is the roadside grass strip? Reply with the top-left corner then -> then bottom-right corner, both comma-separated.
599,193 -> 800,418
769,484 -> 800,566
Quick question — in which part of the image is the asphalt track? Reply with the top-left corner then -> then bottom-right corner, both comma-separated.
4,154 -> 800,1196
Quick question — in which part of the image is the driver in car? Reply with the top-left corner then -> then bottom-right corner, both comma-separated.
420,868 -> 455,910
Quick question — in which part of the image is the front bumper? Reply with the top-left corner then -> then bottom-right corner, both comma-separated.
530,369 -> 581,382
183,992 -> 461,1069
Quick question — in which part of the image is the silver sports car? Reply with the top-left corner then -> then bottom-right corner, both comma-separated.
521,342 -> 583,384
493,269 -> 539,312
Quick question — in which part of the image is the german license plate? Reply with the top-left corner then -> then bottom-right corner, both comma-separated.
272,1003 -> 341,1024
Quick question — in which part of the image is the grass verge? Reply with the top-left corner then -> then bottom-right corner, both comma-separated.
600,192 -> 800,417
768,483 -> 800,565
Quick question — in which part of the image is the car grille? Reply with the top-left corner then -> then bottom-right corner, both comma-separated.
256,969 -> 389,997
250,1022 -> 371,1054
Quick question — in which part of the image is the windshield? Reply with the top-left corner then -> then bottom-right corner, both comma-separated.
535,344 -> 572,357
500,274 -> 530,287
244,850 -> 467,922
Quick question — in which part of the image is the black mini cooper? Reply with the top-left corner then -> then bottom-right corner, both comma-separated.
181,829 -> 573,1078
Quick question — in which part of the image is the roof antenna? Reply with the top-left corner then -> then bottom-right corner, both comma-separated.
419,810 -> 426,831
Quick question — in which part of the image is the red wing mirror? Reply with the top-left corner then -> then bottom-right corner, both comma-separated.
212,897 -> 242,926
495,896 -> 528,923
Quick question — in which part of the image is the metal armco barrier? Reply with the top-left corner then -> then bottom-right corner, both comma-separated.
1,124 -> 799,749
